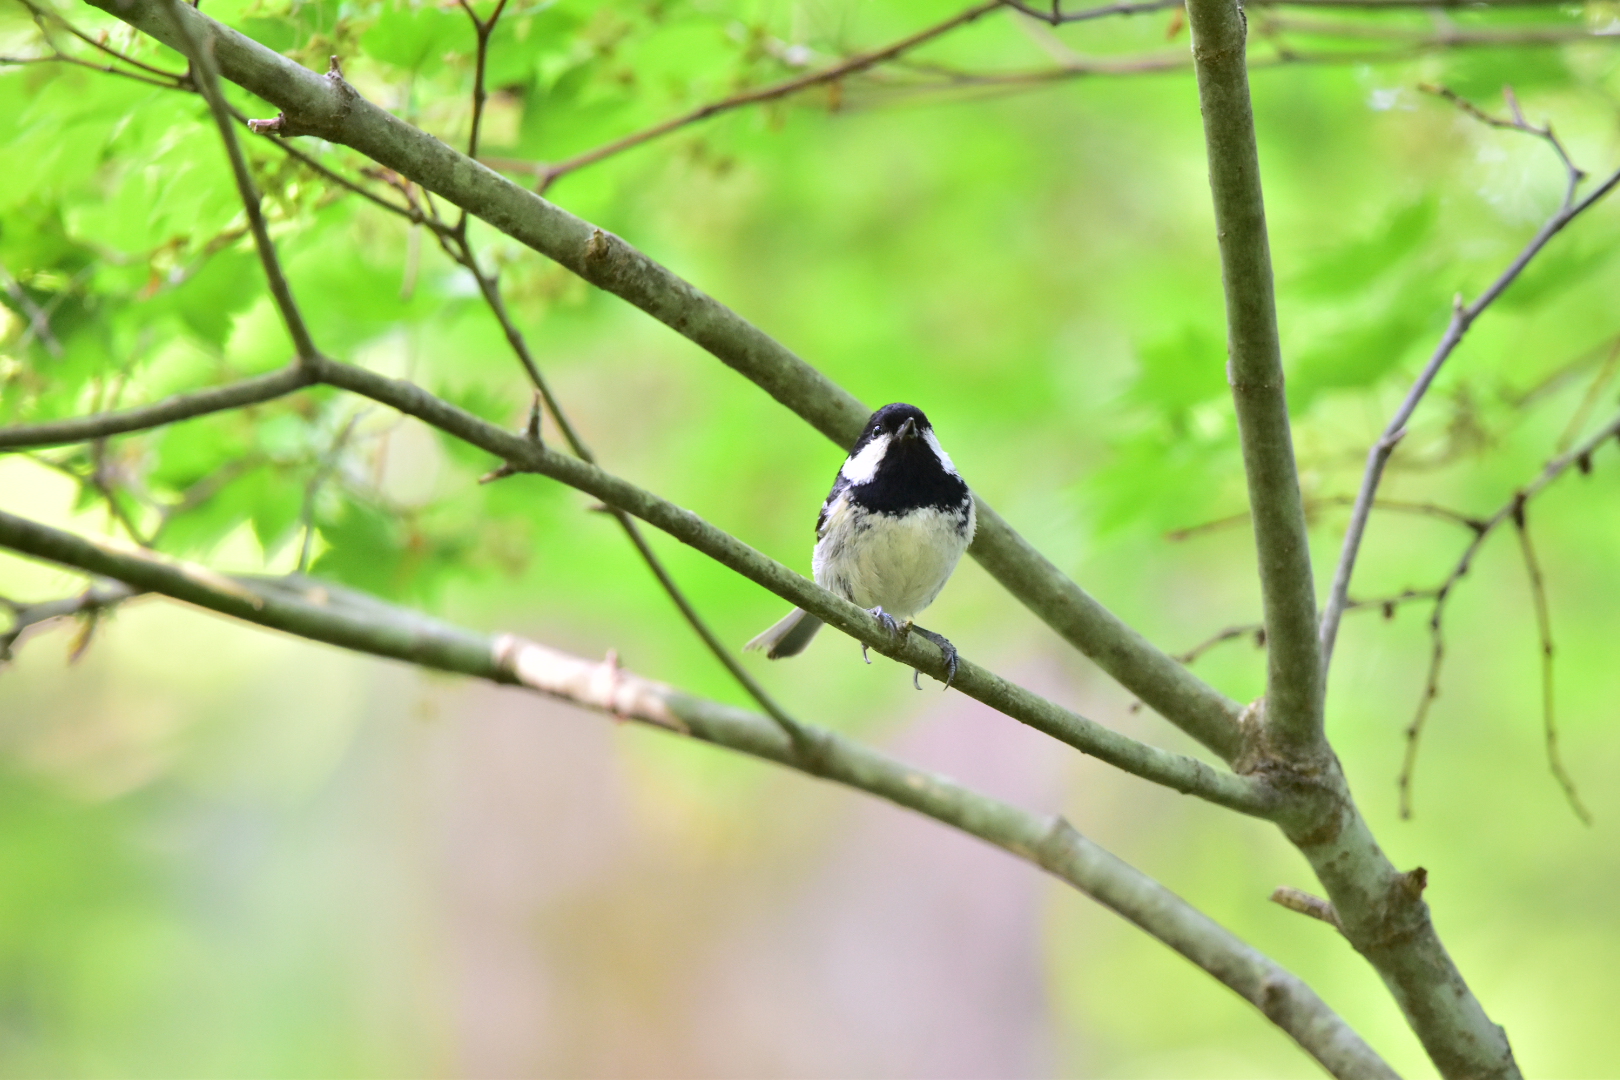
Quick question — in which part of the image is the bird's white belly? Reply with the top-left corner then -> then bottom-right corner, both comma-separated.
813,501 -> 973,621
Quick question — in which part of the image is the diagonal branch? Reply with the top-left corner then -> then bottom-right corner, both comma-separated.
0,581 -> 139,662
487,0 -> 1007,193
0,365 -> 314,450
0,354 -> 1272,813
155,0 -> 319,367
81,0 -> 1248,761
1320,88 -> 1620,671
309,356 -> 1277,816
0,511 -> 1395,1079
432,180 -> 813,745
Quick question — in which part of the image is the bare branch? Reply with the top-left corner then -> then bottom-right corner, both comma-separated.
157,0 -> 320,367
456,0 -> 508,163
0,365 -> 314,451
17,0 -> 183,79
1510,508 -> 1591,824
1186,0 -> 1324,759
0,260 -> 63,356
1270,886 -> 1345,932
307,355 -> 1277,816
1168,496 -> 1485,542
1397,406 -> 1620,820
1320,88 -> 1620,670
430,184 -> 815,745
0,581 -> 139,662
1000,0 -> 1182,26
485,0 -> 1006,192
0,511 -> 1394,1079
1176,623 -> 1266,665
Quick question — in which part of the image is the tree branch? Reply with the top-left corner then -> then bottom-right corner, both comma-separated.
307,356 -> 1276,816
154,0 -> 319,369
1397,406 -> 1620,822
433,184 -> 814,746
1510,508 -> 1590,823
0,352 -> 1271,813
1185,0 -> 1323,758
1184,2 -> 1520,1075
0,365 -> 313,450
0,580 -> 138,662
81,0 -> 1249,761
0,510 -> 1396,1079
489,0 -> 1007,193
1319,88 -> 1620,670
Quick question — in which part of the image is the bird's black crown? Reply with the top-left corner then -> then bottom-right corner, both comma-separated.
855,403 -> 932,451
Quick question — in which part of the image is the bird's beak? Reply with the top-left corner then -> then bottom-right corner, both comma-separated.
897,417 -> 919,442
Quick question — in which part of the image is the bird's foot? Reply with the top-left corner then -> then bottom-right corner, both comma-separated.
868,606 -> 906,637
863,607 -> 909,665
910,626 -> 960,690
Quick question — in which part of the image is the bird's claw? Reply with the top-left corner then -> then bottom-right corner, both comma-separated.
911,626 -> 960,690
867,606 -> 905,638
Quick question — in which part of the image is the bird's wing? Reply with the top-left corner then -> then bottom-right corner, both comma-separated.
816,477 -> 849,540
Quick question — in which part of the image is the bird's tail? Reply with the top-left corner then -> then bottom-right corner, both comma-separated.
745,608 -> 824,658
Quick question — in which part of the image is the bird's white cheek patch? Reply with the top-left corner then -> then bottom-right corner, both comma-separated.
839,435 -> 890,484
923,429 -> 958,474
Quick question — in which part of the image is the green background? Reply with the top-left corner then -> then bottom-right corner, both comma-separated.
2,0 -> 1618,1073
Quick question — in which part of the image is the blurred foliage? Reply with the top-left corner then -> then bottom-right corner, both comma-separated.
2,0 -> 1620,1073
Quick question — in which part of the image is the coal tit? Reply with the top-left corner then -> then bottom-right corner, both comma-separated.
746,402 -> 976,687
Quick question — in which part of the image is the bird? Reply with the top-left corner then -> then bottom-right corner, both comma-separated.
746,402 -> 976,688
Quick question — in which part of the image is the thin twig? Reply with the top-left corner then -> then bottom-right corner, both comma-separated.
297,412 -> 366,573
1000,0 -> 1182,24
1556,338 -> 1620,453
1269,886 -> 1345,932
1167,496 -> 1484,541
0,366 -> 313,451
87,439 -> 152,546
158,0 -> 321,366
0,260 -> 63,356
1258,13 -> 1612,48
1398,406 -> 1620,819
17,0 -> 184,80
0,581 -> 140,662
1510,506 -> 1591,823
0,49 -> 186,87
431,190 -> 816,746
486,0 -> 1006,193
1320,86 -> 1620,670
1175,624 -> 1266,665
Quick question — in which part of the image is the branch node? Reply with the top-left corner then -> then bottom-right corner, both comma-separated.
1399,866 -> 1428,901
1270,886 -> 1345,932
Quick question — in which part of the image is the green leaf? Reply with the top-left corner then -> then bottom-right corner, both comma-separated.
1127,325 -> 1228,424
238,17 -> 298,53
1289,284 -> 1446,410
360,4 -> 467,75
164,249 -> 264,348
242,466 -> 305,555
1442,48 -> 1571,102
1293,197 -> 1437,299
1495,241 -> 1616,312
